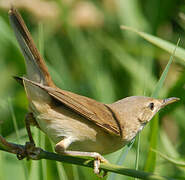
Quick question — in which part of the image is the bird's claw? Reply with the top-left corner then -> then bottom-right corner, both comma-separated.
16,142 -> 41,160
93,153 -> 108,177
16,148 -> 26,160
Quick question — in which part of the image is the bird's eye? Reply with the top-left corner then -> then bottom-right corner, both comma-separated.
149,102 -> 154,110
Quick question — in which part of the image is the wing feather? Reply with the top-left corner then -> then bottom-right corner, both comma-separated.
19,77 -> 121,136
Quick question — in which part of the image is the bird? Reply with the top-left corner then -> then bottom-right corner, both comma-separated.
8,7 -> 179,175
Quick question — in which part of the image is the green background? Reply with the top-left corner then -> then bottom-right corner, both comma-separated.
0,0 -> 184,179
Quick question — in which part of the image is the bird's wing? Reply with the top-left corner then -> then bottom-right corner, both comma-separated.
49,88 -> 121,136
16,77 -> 121,136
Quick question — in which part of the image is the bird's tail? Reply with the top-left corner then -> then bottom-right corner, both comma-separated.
9,7 -> 55,88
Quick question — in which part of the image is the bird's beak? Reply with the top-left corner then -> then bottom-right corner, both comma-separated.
161,97 -> 180,108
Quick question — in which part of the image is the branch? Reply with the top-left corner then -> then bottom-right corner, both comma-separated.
0,135 -> 174,180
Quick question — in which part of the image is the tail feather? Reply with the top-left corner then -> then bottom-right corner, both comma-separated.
9,7 -> 55,87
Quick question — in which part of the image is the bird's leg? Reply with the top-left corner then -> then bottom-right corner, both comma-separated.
17,112 -> 41,160
55,138 -> 108,176
25,112 -> 36,145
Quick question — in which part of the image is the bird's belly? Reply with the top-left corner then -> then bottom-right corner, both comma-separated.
33,104 -> 125,154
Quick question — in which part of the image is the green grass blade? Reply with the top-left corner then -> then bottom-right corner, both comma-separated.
107,139 -> 135,180
144,115 -> 159,172
0,17 -> 17,46
72,165 -> 80,180
28,128 -> 42,180
135,133 -> 140,180
152,39 -> 180,98
160,130 -> 180,159
8,98 -> 28,179
50,142 -> 69,180
37,22 -> 46,180
8,98 -> 20,139
56,162 -> 68,180
39,132 -> 47,180
121,26 -> 185,65
151,149 -> 185,167
0,152 -> 4,180
144,39 -> 179,172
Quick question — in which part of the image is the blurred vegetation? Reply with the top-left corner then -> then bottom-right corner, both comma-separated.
0,0 -> 184,180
